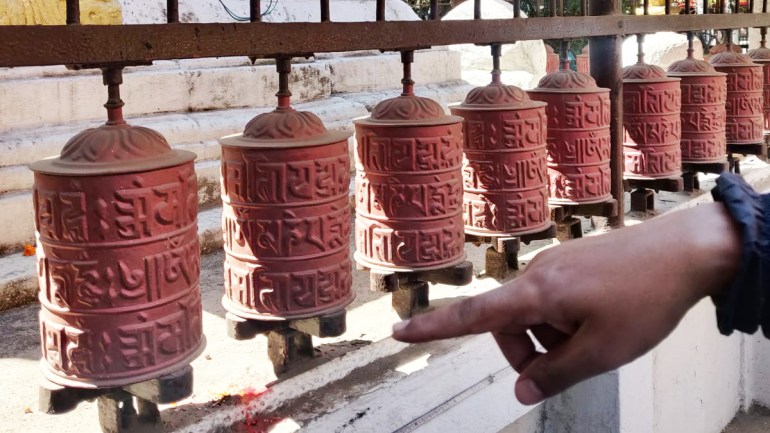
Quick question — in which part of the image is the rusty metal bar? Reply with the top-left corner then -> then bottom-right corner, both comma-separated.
275,57 -> 292,107
321,0 -> 330,22
376,0 -> 385,21
514,0 -> 522,18
401,50 -> 414,95
491,44 -> 501,82
643,0 -> 650,15
589,0 -> 624,228
102,68 -> 125,125
665,0 -> 670,15
550,0 -> 557,16
250,0 -> 261,22
559,39 -> 569,67
430,0 -> 439,20
762,0 -> 768,45
167,0 -> 179,23
474,0 -> 481,19
66,0 -> 80,24
4,15 -> 770,68
685,0 -> 691,14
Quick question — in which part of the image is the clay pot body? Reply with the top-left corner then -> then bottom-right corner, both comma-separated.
710,51 -> 765,146
219,107 -> 354,321
31,123 -> 204,388
450,82 -> 550,236
623,63 -> 682,179
528,69 -> 612,204
668,57 -> 728,163
354,95 -> 466,272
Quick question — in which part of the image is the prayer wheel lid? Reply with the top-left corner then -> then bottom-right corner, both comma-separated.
30,122 -> 195,176
668,57 -> 726,76
623,62 -> 679,83
748,46 -> 770,63
220,106 -> 351,149
531,68 -> 609,93
709,51 -> 760,67
454,82 -> 546,110
354,94 -> 462,126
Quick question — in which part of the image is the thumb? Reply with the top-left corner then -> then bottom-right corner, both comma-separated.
515,330 -> 605,405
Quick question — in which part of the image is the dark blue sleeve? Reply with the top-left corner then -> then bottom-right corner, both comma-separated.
710,172 -> 769,337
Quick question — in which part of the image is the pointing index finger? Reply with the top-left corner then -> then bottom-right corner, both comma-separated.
391,279 -> 542,343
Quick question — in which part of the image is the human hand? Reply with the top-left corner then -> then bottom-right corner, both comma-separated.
392,203 -> 741,405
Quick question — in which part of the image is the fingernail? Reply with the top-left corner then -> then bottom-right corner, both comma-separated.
515,379 -> 544,405
392,320 -> 410,335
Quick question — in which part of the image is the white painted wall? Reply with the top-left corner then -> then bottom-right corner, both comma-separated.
442,0 -> 547,89
120,0 -> 419,24
749,334 -> 770,407
652,300 -> 744,433
622,32 -> 705,68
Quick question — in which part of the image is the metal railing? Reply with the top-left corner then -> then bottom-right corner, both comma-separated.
0,1 -> 767,67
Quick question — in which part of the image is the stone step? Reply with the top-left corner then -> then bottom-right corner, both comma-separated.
0,50 -> 460,134
0,81 -> 473,253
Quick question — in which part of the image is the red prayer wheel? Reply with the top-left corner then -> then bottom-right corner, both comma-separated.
710,51 -> 765,146
748,45 -> 770,131
545,45 -> 560,74
622,62 -> 682,179
576,46 -> 590,75
31,70 -> 203,388
528,68 -> 612,204
667,57 -> 728,163
450,81 -> 550,236
219,68 -> 353,321
354,60 -> 465,272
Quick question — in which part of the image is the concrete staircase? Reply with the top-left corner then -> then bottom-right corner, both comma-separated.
0,49 -> 472,310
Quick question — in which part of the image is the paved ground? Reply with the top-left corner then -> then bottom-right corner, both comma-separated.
722,405 -> 770,433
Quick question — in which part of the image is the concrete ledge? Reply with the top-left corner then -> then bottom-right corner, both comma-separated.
0,50 -> 460,134
5,162 -> 770,433
0,82 -> 470,252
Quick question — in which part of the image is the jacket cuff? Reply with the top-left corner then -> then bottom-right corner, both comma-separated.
710,172 -> 767,336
